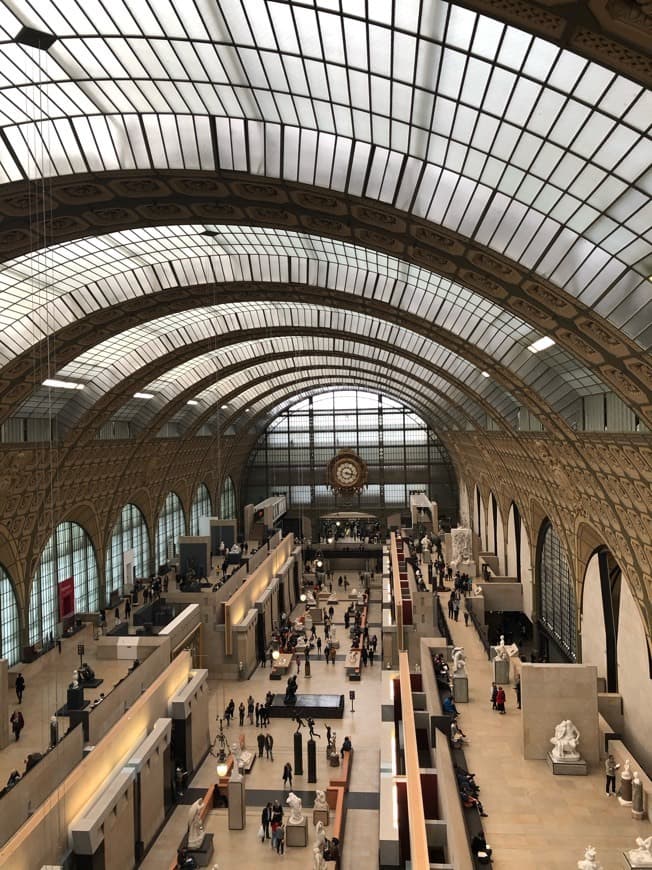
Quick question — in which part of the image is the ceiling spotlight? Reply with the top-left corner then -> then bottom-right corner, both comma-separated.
43,378 -> 84,390
528,336 -> 555,353
221,404 -> 229,409
481,371 -> 490,378
186,400 -> 199,406
133,392 -> 155,399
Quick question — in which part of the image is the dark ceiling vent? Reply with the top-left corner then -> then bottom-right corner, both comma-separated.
15,26 -> 57,50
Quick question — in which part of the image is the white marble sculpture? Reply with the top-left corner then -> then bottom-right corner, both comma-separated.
305,590 -> 316,607
577,845 -> 602,870
313,846 -> 327,870
452,647 -> 467,675
348,648 -> 358,664
420,535 -> 432,552
314,820 -> 326,851
550,719 -> 580,761
628,837 -> 652,867
187,798 -> 205,849
494,635 -> 509,661
314,789 -> 328,810
286,791 -> 304,824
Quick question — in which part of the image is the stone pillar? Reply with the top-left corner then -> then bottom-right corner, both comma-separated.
294,730 -> 304,776
307,738 -> 317,783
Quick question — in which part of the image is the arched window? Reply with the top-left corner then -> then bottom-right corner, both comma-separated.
190,483 -> 212,534
220,476 -> 236,519
29,522 -> 99,644
156,492 -> 185,566
0,566 -> 20,665
106,504 -> 150,604
538,521 -> 576,661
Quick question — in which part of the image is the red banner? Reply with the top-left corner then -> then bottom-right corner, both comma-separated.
58,577 -> 75,618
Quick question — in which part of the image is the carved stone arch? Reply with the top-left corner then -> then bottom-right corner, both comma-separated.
0,525 -> 24,599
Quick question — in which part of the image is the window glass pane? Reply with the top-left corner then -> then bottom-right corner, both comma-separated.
0,566 -> 20,665
539,522 -> 576,660
30,522 -> 98,643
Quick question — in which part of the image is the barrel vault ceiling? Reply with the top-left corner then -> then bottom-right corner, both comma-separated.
0,0 -> 649,443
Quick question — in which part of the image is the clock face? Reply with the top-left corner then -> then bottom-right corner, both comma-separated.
334,459 -> 360,487
327,450 -> 367,494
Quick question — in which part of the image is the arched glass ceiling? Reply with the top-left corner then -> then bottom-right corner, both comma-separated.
5,227 -> 608,425
19,305 -> 515,430
161,356 -> 474,432
0,1 -> 649,345
116,340 -> 489,431
213,372 -> 448,437
0,225 -> 601,389
188,361 -> 465,434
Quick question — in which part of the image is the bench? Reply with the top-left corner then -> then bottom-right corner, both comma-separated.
169,783 -> 216,870
321,748 -> 354,867
330,749 -> 353,791
325,786 -> 346,869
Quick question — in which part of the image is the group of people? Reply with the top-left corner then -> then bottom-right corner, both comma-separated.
490,682 -> 507,714
224,693 -> 274,728
260,798 -> 286,853
455,763 -> 488,818
447,589 -> 470,625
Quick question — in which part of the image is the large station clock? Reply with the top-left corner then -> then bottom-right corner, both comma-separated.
327,449 -> 368,495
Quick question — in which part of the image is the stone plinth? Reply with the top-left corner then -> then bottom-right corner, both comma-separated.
521,664 -> 599,764
546,752 -> 588,775
453,674 -> 468,703
623,852 -> 652,869
493,658 -> 509,685
313,808 -> 329,826
285,816 -> 308,847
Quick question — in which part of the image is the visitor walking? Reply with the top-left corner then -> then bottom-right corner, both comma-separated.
15,673 -> 25,704
261,802 -> 272,839
490,682 -> 498,710
265,732 -> 274,761
10,709 -> 24,741
282,762 -> 293,789
495,685 -> 506,714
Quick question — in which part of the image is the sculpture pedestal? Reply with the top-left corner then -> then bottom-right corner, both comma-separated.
228,770 -> 246,829
286,816 -> 308,847
493,658 -> 510,685
546,752 -> 588,775
619,774 -> 633,806
313,808 -> 330,827
623,852 -> 652,869
453,674 -> 468,703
